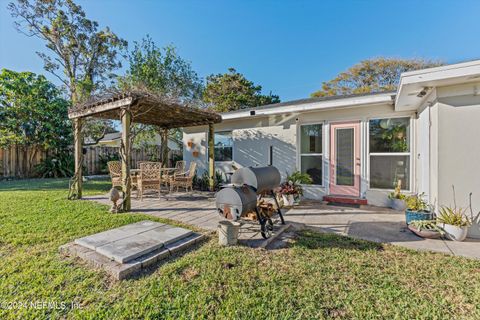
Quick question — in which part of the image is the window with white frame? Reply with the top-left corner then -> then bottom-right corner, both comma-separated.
369,117 -> 411,190
214,131 -> 233,162
300,124 -> 323,185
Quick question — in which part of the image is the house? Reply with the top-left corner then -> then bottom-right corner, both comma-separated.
183,60 -> 480,215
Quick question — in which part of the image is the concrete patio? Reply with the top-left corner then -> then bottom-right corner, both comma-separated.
85,192 -> 480,259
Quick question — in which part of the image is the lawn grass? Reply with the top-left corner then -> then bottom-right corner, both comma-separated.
0,178 -> 480,319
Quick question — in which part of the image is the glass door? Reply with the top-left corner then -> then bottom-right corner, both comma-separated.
329,121 -> 360,196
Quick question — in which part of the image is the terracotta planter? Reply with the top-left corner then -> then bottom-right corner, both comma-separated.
407,225 -> 442,239
441,224 -> 469,241
390,198 -> 407,211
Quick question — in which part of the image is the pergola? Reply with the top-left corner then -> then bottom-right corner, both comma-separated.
68,91 -> 222,211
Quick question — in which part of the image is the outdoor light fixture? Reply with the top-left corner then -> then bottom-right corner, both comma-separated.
416,87 -> 430,98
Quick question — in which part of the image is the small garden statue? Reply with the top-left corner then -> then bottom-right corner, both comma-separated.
109,188 -> 121,213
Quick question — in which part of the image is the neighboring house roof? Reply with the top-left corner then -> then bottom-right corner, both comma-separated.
100,132 -> 122,143
221,91 -> 395,121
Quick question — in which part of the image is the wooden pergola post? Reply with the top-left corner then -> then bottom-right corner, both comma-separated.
73,118 -> 83,199
120,108 -> 132,211
160,128 -> 169,167
208,123 -> 215,191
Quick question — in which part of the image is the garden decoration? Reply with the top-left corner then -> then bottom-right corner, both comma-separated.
109,187 -> 121,213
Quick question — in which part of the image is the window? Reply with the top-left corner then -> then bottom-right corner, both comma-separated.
369,117 -> 411,190
214,131 -> 233,162
300,124 -> 323,185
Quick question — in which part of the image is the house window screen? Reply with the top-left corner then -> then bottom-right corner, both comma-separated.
300,124 -> 322,185
369,117 -> 410,190
336,128 -> 354,186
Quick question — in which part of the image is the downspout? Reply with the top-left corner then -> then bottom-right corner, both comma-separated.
428,102 -> 432,207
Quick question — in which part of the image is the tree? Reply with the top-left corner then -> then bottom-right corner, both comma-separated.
203,68 -> 280,112
0,69 -> 71,176
119,35 -> 203,102
8,0 -> 127,140
118,36 -> 203,163
311,57 -> 442,97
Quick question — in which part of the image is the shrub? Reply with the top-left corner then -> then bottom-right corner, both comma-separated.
34,153 -> 74,178
193,170 -> 225,191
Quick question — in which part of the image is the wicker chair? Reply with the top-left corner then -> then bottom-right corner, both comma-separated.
164,160 -> 186,187
170,162 -> 197,193
138,162 -> 162,200
107,161 -> 122,188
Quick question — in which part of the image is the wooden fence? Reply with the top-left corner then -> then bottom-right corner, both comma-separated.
0,146 -> 47,178
0,145 -> 181,178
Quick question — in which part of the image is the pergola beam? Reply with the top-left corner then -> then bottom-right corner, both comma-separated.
68,97 -> 133,119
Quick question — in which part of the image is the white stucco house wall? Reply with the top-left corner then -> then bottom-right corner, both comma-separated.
183,60 -> 480,219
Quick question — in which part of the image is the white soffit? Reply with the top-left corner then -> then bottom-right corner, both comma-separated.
221,93 -> 394,121
395,60 -> 480,111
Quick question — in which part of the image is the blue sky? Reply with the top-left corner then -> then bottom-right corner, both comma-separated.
1,0 -> 480,101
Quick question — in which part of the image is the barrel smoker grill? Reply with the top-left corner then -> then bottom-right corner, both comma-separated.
215,166 -> 285,239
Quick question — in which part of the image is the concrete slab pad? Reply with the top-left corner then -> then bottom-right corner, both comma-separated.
117,220 -> 165,234
75,221 -> 164,250
140,226 -> 193,246
96,234 -> 165,263
165,233 -> 205,255
60,231 -> 204,280
75,229 -> 131,251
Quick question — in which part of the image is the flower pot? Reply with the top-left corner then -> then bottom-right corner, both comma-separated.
442,224 -> 468,241
407,225 -> 442,239
390,198 -> 407,211
282,194 -> 295,207
405,210 -> 432,225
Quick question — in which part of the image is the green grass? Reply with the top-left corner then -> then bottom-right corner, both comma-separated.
1,179 -> 480,319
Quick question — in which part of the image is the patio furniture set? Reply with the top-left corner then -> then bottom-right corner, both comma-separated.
107,160 -> 197,199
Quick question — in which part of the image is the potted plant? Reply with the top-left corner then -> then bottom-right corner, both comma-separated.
437,206 -> 470,241
408,220 -> 444,239
405,193 -> 432,224
388,180 -> 406,211
285,171 -> 312,204
278,181 -> 300,207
